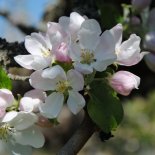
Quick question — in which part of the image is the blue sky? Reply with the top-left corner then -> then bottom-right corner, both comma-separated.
0,0 -> 56,41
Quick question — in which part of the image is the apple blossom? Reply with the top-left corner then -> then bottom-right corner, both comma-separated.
0,89 -> 14,118
29,65 -> 85,118
0,111 -> 45,154
110,23 -> 147,66
108,71 -> 140,96
14,32 -> 53,70
69,19 -> 117,74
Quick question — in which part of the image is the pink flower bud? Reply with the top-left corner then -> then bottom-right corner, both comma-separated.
130,16 -> 141,26
55,42 -> 71,62
132,0 -> 152,11
109,71 -> 140,96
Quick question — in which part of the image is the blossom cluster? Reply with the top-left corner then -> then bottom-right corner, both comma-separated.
0,12 -> 146,153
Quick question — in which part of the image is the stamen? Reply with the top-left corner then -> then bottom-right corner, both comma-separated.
81,49 -> 94,64
0,123 -> 15,141
56,81 -> 69,93
41,48 -> 51,57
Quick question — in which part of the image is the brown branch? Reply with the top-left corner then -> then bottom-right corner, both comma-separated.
57,112 -> 96,155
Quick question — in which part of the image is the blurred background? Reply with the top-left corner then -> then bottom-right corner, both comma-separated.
1,0 -> 155,155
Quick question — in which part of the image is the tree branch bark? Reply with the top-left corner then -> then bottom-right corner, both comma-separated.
57,112 -> 96,155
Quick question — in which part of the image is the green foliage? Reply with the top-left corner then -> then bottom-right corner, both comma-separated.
87,80 -> 124,133
0,67 -> 12,90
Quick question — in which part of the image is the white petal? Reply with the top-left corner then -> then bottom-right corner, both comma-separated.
14,55 -> 49,70
42,65 -> 66,80
67,91 -> 85,114
8,142 -> 33,155
25,35 -> 45,56
59,16 -> 70,30
9,112 -> 38,130
14,125 -> 45,148
69,43 -> 82,61
29,70 -> 57,90
110,23 -> 123,47
2,111 -> 18,122
19,97 -> 34,112
78,29 -> 100,50
80,19 -> 101,35
95,30 -> 116,60
39,92 -> 64,118
67,69 -> 84,91
117,34 -> 146,66
73,62 -> 93,74
92,58 -> 115,72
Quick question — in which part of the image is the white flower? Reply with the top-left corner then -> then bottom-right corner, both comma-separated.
0,111 -> 45,154
69,19 -> 116,74
14,32 -> 53,70
19,89 -> 46,113
29,65 -> 85,118
59,12 -> 85,43
110,23 -> 147,66
0,89 -> 14,118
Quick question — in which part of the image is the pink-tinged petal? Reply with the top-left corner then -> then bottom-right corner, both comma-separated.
39,92 -> 64,118
0,89 -> 14,107
67,69 -> 84,91
110,23 -> 123,48
80,19 -> 101,35
30,70 -> 57,91
14,55 -> 49,70
24,89 -> 46,102
0,107 -> 6,118
73,62 -> 93,74
117,34 -> 146,66
109,71 -> 140,96
14,125 -> 45,148
54,42 -> 71,62
95,30 -> 116,60
145,53 -> 155,72
67,90 -> 85,114
22,89 -> 46,112
42,65 -> 67,80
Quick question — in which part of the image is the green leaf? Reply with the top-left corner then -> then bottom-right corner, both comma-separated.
0,67 -> 12,90
87,81 -> 124,133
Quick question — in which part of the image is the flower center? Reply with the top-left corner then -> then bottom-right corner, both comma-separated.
41,48 -> 51,57
56,80 -> 69,93
81,49 -> 94,64
0,123 -> 14,141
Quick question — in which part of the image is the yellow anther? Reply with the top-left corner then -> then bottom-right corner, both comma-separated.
81,49 -> 94,64
41,48 -> 51,57
56,81 -> 69,93
0,124 -> 14,141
